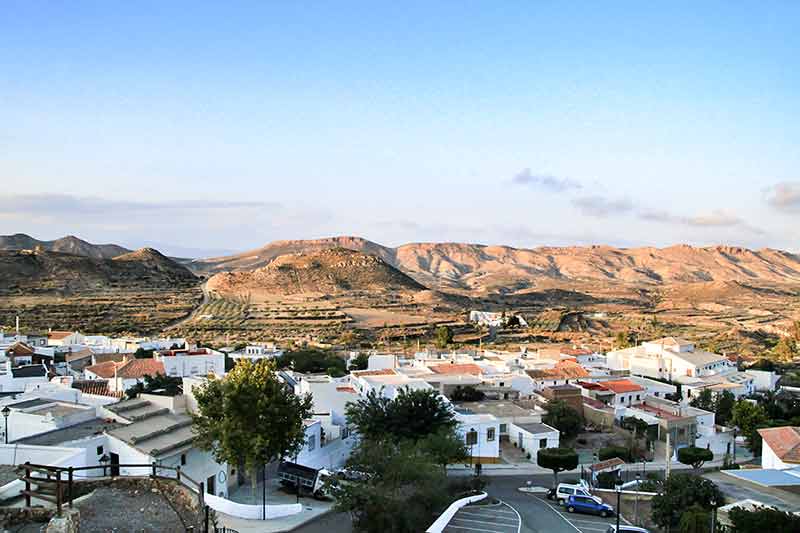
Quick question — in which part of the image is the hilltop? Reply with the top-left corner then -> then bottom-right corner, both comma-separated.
0,233 -> 130,259
207,247 -> 425,298
194,237 -> 800,293
0,248 -> 197,295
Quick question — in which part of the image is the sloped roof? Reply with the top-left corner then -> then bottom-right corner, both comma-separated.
116,359 -> 165,379
526,360 -> 589,380
85,360 -> 123,379
758,427 -> 800,464
11,364 -> 47,378
48,331 -> 76,340
72,379 -> 123,398
430,363 -> 483,376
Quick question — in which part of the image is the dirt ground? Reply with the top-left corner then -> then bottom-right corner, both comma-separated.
76,484 -> 201,533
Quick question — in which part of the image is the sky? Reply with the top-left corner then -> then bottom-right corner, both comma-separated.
1,1 -> 798,257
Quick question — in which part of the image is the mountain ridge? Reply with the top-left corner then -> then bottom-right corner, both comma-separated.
0,233 -> 130,259
193,236 -> 800,293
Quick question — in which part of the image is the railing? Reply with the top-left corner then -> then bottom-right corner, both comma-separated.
18,461 -> 205,516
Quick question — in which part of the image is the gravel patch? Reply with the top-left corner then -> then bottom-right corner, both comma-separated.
77,484 -> 199,532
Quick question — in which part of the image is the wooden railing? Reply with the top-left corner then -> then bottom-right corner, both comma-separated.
17,461 -> 205,516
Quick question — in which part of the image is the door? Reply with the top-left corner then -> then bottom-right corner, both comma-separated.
207,474 -> 216,496
110,453 -> 120,476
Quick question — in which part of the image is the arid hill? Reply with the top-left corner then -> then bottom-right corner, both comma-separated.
0,233 -> 130,259
207,247 -> 425,298
194,237 -> 800,293
0,248 -> 197,295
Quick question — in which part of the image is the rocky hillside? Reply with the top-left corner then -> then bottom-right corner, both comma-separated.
207,247 -> 425,297
0,233 -> 130,259
0,248 -> 197,295
194,237 -> 800,293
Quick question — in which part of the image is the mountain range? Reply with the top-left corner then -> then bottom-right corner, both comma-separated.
5,233 -> 800,295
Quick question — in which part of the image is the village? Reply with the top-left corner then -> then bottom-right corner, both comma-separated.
0,317 -> 797,533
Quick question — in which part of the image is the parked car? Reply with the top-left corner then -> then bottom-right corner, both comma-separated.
605,526 -> 651,533
566,495 -> 614,517
555,480 -> 592,504
545,487 -> 557,500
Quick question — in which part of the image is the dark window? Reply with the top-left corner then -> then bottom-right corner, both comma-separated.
181,454 -> 187,466
539,438 -> 548,448
466,430 -> 478,445
96,446 -> 103,455
487,428 -> 496,441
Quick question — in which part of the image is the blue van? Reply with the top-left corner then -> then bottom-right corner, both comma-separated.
566,495 -> 615,517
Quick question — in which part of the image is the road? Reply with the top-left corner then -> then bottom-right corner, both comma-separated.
164,279 -> 210,331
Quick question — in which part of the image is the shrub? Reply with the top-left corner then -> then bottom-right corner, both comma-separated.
596,471 -> 620,489
599,446 -> 630,462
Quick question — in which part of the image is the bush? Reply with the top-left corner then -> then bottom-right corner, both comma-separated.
577,438 -> 588,445
596,471 -> 620,489
599,446 -> 630,462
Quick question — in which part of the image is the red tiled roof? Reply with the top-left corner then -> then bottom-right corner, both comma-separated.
336,386 -> 357,394
72,380 -> 123,398
582,397 -> 611,410
527,360 -> 590,380
116,359 -> 165,379
577,380 -> 607,391
7,342 -> 35,356
562,348 -> 593,356
351,369 -> 397,377
48,331 -> 74,340
85,360 -> 124,379
758,427 -> 800,464
430,363 -> 483,376
600,379 -> 644,394
589,457 -> 625,472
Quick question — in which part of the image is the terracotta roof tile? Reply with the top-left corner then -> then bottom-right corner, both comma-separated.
116,359 -> 165,379
527,360 -> 589,380
351,369 -> 397,377
85,360 -> 124,379
758,426 -> 800,464
430,363 -> 483,376
600,379 -> 644,394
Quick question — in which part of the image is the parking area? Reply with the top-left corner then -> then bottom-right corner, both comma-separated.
443,500 -> 521,533
538,496 -> 619,533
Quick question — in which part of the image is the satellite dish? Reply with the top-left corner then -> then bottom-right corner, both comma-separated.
218,471 -> 227,483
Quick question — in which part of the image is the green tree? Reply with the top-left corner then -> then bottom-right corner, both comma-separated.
715,390 -> 736,426
125,374 -> 182,399
435,326 -> 453,349
348,353 -> 369,371
651,473 -> 723,530
450,385 -> 486,402
728,505 -> 800,532
190,359 -> 313,497
732,400 -> 769,455
614,331 -> 632,349
773,336 -> 798,362
345,387 -> 457,442
678,504 -> 711,533
677,446 -> 714,472
133,347 -> 154,359
689,389 -> 714,412
276,348 -> 347,377
543,400 -> 583,441
418,428 -> 470,474
333,439 -> 454,533
537,447 -> 579,487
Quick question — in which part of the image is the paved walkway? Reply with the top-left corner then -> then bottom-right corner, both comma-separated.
443,500 -> 521,533
217,501 -> 335,533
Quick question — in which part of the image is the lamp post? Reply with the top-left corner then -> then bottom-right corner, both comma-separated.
634,473 -> 640,526
99,454 -> 109,477
732,428 -> 737,463
710,498 -> 717,532
2,406 -> 10,444
614,481 -> 622,532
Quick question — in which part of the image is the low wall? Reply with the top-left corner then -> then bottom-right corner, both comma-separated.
204,493 -> 302,520
426,492 -> 488,533
0,444 -> 85,501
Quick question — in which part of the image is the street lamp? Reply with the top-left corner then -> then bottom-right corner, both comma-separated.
2,406 -> 10,444
634,473 -> 640,526
710,498 -> 717,532
99,454 -> 109,477
614,481 -> 622,533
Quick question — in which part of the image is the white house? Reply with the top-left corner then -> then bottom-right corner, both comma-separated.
349,368 -> 433,399
607,337 -> 733,381
507,422 -> 559,459
155,348 -> 225,378
758,426 -> 800,470
47,331 -> 85,347
230,344 -> 283,362
455,413 -> 501,464
85,358 -> 165,393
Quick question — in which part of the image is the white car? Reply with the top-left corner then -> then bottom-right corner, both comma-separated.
554,480 -> 592,504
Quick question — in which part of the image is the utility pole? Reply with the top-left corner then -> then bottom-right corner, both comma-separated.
665,430 -> 671,480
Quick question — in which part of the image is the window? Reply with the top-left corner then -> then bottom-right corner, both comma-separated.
181,454 -> 187,466
636,394 -> 640,401
466,430 -> 478,446
308,435 -> 317,451
539,438 -> 547,448
499,423 -> 508,433
487,428 -> 496,441
499,382 -> 505,387
619,397 -> 624,404
96,446 -> 103,455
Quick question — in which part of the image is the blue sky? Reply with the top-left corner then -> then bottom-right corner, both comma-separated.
1,1 -> 798,256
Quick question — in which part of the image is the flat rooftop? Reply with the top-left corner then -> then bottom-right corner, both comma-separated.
513,422 -> 556,435
17,418 -> 123,446
454,401 -> 539,419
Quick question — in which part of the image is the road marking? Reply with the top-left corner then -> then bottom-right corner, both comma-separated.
540,498 -> 582,532
443,525 -> 505,533
500,500 -> 523,533
458,511 -> 519,523
452,517 -> 516,527
465,507 -> 518,515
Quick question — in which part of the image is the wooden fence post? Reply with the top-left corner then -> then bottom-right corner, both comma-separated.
199,481 -> 205,507
68,466 -> 74,508
56,469 -> 62,516
24,462 -> 31,508
152,461 -> 157,479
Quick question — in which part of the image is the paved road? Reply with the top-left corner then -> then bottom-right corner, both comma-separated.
443,500 -> 521,533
